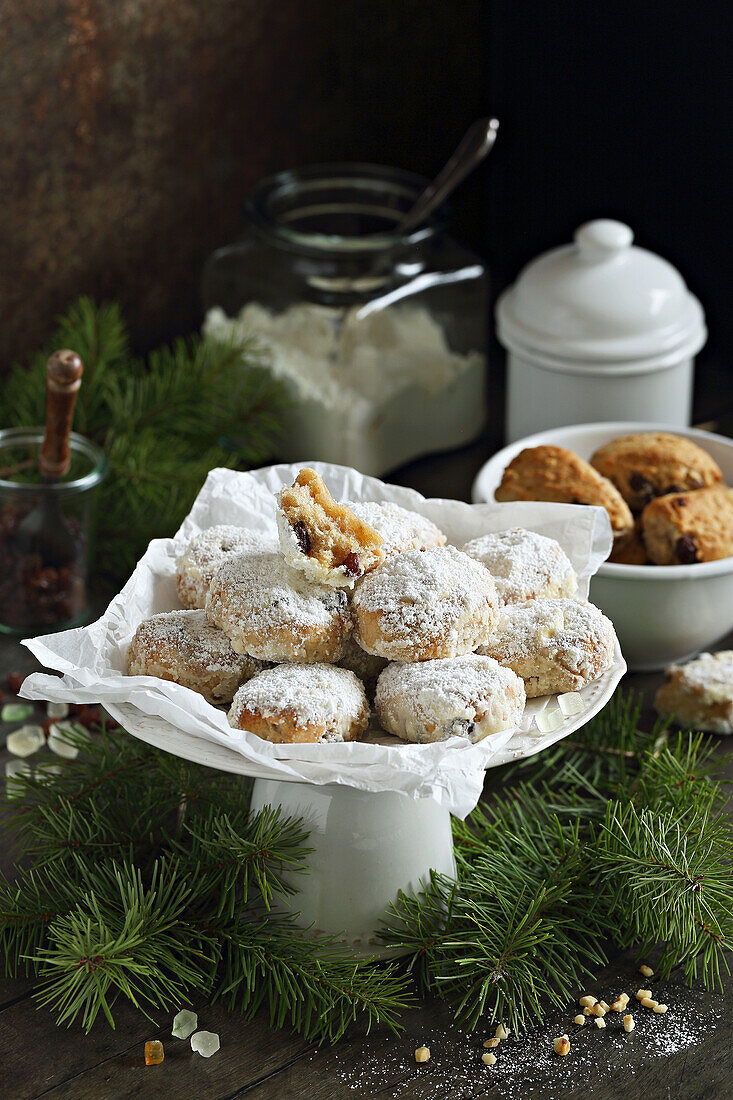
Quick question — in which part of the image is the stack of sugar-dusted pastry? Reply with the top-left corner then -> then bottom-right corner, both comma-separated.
127,467 -> 616,746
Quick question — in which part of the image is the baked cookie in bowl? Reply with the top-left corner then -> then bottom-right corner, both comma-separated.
474,422 -> 733,669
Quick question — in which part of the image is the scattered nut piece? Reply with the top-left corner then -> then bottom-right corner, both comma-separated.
640,964 -> 654,978
591,1003 -> 606,1017
641,997 -> 658,1009
573,1014 -> 585,1026
636,989 -> 652,1001
553,1035 -> 571,1056
495,1024 -> 510,1040
595,1017 -> 606,1029
623,1014 -> 635,1033
579,995 -> 597,1008
482,1052 -> 497,1066
583,1006 -> 593,1016
415,1046 -> 430,1063
654,1003 -> 668,1014
599,1000 -> 610,1012
610,994 -> 629,1013
483,1037 -> 500,1049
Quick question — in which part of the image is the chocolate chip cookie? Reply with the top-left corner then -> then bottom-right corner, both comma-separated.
641,486 -> 733,565
590,432 -> 723,512
495,445 -> 634,542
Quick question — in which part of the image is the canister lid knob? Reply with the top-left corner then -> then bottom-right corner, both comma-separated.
575,219 -> 633,258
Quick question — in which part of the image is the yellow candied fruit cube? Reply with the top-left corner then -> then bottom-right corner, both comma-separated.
145,1040 -> 164,1066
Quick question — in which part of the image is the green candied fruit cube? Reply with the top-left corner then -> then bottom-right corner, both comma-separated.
1,703 -> 34,723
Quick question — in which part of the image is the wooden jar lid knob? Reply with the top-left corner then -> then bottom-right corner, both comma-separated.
39,350 -> 85,479
46,349 -> 84,393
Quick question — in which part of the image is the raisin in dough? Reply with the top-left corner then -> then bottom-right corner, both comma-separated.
641,487 -> 733,565
591,432 -> 723,512
277,467 -> 385,586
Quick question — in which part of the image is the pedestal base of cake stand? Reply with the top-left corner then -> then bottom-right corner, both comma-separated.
249,779 -> 456,956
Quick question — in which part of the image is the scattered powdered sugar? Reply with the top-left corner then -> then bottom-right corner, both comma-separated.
229,663 -> 368,734
346,501 -> 446,557
326,982 -> 722,1099
207,550 -> 350,658
353,546 -> 497,648
177,525 -> 275,607
375,655 -> 526,743
461,526 -> 578,605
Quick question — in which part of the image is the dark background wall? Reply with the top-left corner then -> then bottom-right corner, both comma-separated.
1,1 -> 730,421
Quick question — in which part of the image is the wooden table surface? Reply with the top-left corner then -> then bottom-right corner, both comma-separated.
1,434 -> 732,1100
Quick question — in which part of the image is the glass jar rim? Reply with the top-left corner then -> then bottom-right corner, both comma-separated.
244,162 -> 451,253
0,427 -> 109,495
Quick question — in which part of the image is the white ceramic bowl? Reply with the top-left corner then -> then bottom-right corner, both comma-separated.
473,422 -> 733,671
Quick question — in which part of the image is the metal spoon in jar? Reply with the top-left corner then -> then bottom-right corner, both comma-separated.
397,117 -> 500,234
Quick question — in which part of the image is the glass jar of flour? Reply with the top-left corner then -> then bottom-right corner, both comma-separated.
203,165 -> 488,476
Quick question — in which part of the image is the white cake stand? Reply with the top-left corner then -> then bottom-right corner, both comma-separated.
102,662 -> 623,956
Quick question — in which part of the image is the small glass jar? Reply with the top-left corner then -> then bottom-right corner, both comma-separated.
0,428 -> 108,634
203,164 -> 488,476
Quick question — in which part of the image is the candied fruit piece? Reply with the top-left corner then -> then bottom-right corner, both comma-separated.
558,691 -> 584,717
48,721 -> 88,759
7,724 -> 45,758
535,707 -> 563,734
5,758 -> 32,795
46,701 -> 69,720
191,1030 -> 220,1058
2,703 -> 34,723
172,1008 -> 198,1039
144,1039 -> 164,1065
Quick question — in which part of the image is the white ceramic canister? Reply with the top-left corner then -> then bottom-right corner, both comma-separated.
496,220 -> 707,442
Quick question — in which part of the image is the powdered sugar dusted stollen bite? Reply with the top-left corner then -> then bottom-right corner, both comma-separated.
375,655 -> 526,744
352,545 -> 499,662
346,501 -> 446,557
177,525 -> 275,609
461,527 -> 578,605
127,609 -> 264,705
206,550 -> 352,664
480,598 -> 615,698
228,664 -> 370,744
278,467 -> 385,586
654,651 -> 733,734
337,635 -> 388,699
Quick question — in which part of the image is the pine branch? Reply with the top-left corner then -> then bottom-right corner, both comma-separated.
594,800 -> 733,988
33,860 -> 214,1032
217,918 -> 412,1044
0,694 -> 730,1043
1,298 -> 285,581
